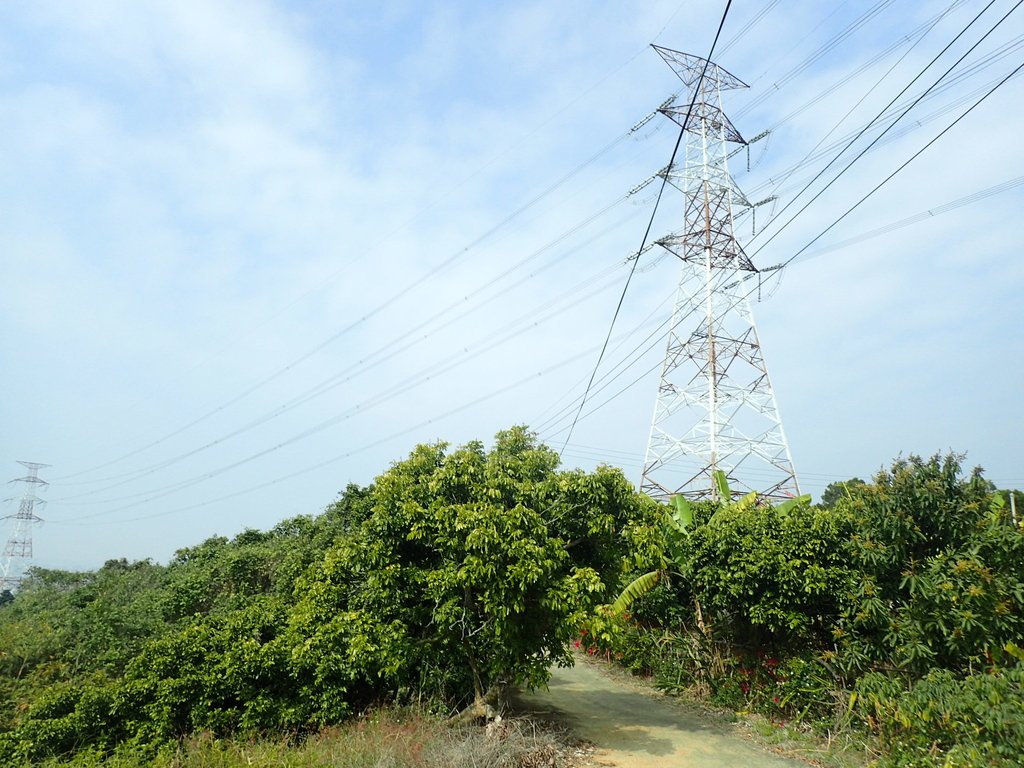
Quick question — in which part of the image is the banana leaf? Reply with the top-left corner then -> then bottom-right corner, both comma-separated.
776,494 -> 812,514
609,570 -> 661,615
713,469 -> 731,501
670,494 -> 694,533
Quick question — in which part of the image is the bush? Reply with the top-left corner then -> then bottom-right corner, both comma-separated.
14,678 -> 123,762
681,495 -> 853,645
835,454 -> 1024,676
121,596 -> 300,740
856,666 -> 1024,767
597,452 -> 1024,765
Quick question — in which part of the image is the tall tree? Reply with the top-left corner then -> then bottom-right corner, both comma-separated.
287,426 -> 662,719
819,477 -> 867,508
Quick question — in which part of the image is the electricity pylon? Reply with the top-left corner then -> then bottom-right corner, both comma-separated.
0,461 -> 49,592
640,46 -> 799,503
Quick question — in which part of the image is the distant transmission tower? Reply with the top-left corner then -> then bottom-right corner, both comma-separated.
640,46 -> 799,503
0,461 -> 49,592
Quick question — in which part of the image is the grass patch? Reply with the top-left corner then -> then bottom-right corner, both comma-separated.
742,714 -> 871,768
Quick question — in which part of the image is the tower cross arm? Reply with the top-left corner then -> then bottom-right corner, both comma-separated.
660,103 -> 747,144
651,45 -> 748,91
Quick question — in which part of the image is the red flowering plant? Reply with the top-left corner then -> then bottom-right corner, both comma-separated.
703,648 -> 836,726
576,605 -> 630,662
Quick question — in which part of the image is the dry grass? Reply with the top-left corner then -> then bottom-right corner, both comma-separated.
43,709 -> 593,768
435,717 -> 583,768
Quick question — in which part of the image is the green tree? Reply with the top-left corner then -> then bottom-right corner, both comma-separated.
160,488 -> 371,623
0,428 -> 662,759
287,426 -> 661,719
819,477 -> 867,508
834,453 -> 1021,675
610,477 -> 848,645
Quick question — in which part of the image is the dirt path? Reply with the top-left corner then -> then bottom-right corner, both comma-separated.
514,658 -> 809,768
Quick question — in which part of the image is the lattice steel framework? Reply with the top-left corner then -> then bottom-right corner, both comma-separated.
0,461 -> 48,592
640,46 -> 799,503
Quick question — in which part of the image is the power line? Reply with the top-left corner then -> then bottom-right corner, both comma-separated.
51,3 -> 953,493
541,267 -> 747,440
718,0 -> 781,56
735,0 -> 897,118
50,102 -> 660,484
41,4 -> 1024,528
51,258 -> 641,518
793,174 -> 1024,263
780,56 -> 1024,268
757,0 -> 965,201
762,0 -> 969,140
48,10 -> 706,482
52,196 -> 646,499
51,332 -> 639,526
537,58 -> 1024,450
537,163 -> 1024,440
536,174 -> 1024,442
750,0 -> 1018,259
532,293 -> 675,435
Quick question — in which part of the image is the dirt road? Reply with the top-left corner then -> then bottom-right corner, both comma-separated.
515,658 -> 809,768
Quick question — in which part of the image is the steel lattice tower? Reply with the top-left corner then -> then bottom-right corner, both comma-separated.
0,461 -> 49,592
640,46 -> 799,503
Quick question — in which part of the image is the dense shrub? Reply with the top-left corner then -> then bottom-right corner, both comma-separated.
682,495 -> 853,645
856,666 -> 1024,767
0,427 -> 661,762
835,454 -> 1024,676
120,597 -> 300,740
3,441 -> 1021,767
595,453 -> 1024,766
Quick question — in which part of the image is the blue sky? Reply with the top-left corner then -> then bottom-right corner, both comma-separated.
1,0 -> 1022,572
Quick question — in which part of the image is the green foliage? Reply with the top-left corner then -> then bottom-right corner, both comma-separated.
712,469 -> 733,502
120,596 -> 301,741
683,493 -> 852,644
0,427 -> 661,763
4,439 -> 1019,768
671,493 -> 694,531
597,451 -> 1024,768
609,473 -> 844,646
819,477 -> 867,509
13,676 -> 124,762
288,427 -> 660,717
0,556 -> 171,743
594,476 -> 854,732
605,492 -> 700,620
835,453 -> 1023,676
855,667 -> 1024,768
842,454 -> 993,589
0,485 -> 373,760
609,571 -> 662,616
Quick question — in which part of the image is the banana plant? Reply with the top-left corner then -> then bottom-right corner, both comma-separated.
609,492 -> 695,615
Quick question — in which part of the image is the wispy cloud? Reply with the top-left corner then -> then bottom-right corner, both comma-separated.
1,0 -> 1021,570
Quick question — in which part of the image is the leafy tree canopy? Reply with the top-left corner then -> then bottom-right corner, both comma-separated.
287,426 -> 663,719
0,427 -> 663,763
819,477 -> 867,508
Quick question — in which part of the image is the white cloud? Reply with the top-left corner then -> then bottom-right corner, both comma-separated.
1,0 -> 1022,571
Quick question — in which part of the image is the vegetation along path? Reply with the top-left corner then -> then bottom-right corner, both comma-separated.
516,657 -> 808,768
